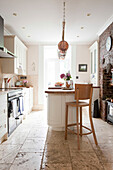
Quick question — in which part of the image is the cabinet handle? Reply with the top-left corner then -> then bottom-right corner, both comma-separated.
4,124 -> 6,128
0,125 -> 2,129
4,109 -> 5,113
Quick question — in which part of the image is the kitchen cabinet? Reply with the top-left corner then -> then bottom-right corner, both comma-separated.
23,87 -> 33,118
0,93 -> 8,143
29,87 -> 33,113
0,35 -> 27,75
89,41 -> 99,86
23,88 -> 29,118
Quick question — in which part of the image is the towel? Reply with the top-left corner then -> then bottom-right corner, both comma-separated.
8,101 -> 13,117
18,96 -> 24,115
12,99 -> 18,118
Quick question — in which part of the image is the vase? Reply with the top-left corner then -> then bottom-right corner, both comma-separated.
65,80 -> 71,88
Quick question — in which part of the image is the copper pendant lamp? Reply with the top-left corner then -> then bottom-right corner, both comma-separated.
58,2 -> 69,60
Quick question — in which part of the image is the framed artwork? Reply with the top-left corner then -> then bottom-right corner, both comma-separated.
79,64 -> 87,72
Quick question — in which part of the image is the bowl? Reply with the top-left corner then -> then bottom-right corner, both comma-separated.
55,82 -> 64,87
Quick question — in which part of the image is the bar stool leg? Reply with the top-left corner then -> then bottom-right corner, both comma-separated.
76,106 -> 80,149
80,107 -> 82,136
65,104 -> 68,140
89,106 -> 98,145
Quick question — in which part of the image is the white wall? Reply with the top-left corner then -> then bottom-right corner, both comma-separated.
27,45 -> 39,110
74,44 -> 90,83
27,44 -> 90,110
27,45 -> 38,75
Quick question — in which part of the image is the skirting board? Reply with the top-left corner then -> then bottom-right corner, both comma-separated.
32,104 -> 44,111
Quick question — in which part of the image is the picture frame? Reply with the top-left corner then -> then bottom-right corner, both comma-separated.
79,64 -> 87,72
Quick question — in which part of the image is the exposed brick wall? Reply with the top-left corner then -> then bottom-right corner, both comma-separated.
99,22 -> 113,120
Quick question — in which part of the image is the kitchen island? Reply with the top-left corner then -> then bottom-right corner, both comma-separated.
45,87 -> 100,131
45,89 -> 76,131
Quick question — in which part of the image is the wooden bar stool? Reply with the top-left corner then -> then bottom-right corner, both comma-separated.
65,84 -> 98,149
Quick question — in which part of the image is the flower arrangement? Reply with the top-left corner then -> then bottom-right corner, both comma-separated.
23,80 -> 28,86
60,71 -> 72,81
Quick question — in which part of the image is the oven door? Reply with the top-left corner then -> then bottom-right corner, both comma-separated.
8,97 -> 20,135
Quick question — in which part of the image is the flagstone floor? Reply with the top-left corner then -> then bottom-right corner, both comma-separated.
0,108 -> 113,170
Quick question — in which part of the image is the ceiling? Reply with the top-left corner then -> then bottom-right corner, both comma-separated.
0,0 -> 113,45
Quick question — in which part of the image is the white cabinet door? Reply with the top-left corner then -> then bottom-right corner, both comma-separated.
2,35 -> 27,75
15,43 -> 20,69
23,88 -> 29,117
22,47 -> 27,75
0,93 -> 8,142
29,88 -> 33,112
23,88 -> 33,117
89,41 -> 99,86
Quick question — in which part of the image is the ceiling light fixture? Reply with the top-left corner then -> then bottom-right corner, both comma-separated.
22,27 -> 25,29
87,13 -> 91,16
81,27 -> 84,29
58,2 -> 69,60
13,13 -> 17,16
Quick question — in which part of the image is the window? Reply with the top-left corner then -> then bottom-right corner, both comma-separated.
44,45 -> 71,89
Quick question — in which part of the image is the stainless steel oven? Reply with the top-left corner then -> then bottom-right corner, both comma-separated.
8,89 -> 24,135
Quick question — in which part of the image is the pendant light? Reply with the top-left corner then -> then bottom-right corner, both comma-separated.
58,2 -> 69,60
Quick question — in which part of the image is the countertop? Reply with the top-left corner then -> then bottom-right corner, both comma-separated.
0,87 -> 33,95
45,89 -> 75,93
45,86 -> 100,93
0,89 -> 12,95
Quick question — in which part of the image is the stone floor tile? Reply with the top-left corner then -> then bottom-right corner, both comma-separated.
103,163 -> 113,170
41,163 -> 72,170
2,133 -> 27,145
27,128 -> 47,139
43,149 -> 71,165
72,163 -> 104,170
0,145 -> 21,163
94,149 -> 113,163
45,143 -> 69,153
71,151 -> 104,170
0,163 -> 11,170
69,140 -> 93,153
9,152 -> 42,170
0,109 -> 113,169
20,138 -> 45,152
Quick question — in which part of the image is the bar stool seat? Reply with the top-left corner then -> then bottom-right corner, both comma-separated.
65,84 -> 98,150
66,101 -> 89,107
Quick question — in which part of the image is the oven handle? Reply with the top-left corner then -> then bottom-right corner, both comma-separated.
8,95 -> 23,101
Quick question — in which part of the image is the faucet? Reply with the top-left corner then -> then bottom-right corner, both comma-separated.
7,75 -> 18,87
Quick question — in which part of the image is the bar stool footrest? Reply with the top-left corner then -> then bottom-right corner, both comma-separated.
67,124 -> 92,136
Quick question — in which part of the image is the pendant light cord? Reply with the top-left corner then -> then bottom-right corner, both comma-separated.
63,2 -> 65,22
62,2 -> 66,41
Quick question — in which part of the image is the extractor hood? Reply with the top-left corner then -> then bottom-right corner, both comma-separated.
0,16 -> 15,58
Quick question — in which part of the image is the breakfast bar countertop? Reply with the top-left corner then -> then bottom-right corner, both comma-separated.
45,86 -> 100,93
45,89 -> 75,93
